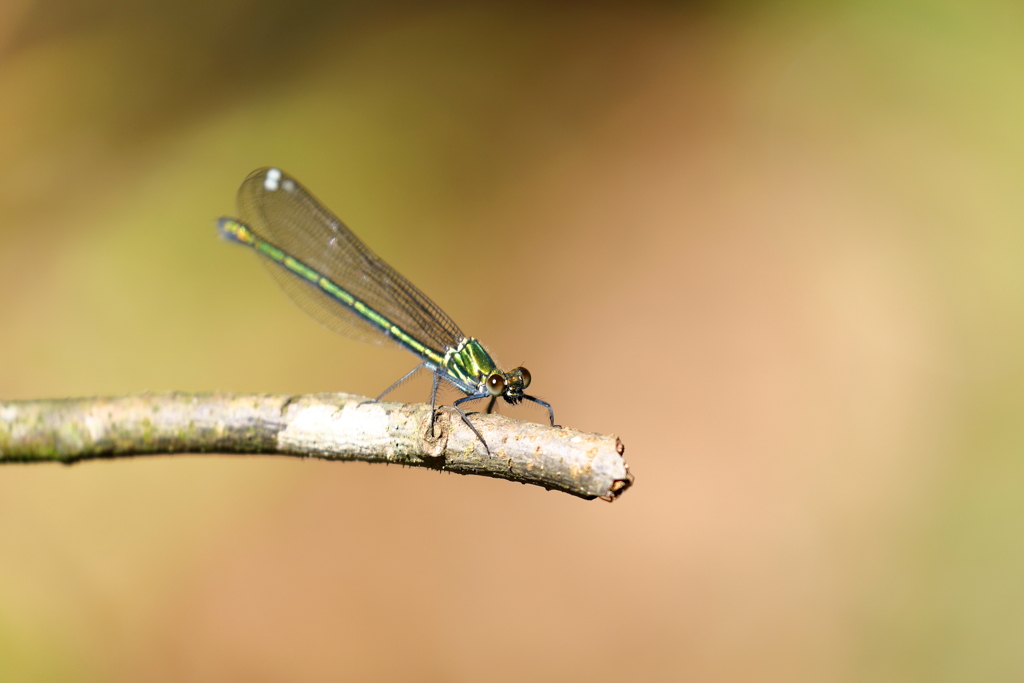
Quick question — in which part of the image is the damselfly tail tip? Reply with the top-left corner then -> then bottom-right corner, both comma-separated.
216,217 -> 248,245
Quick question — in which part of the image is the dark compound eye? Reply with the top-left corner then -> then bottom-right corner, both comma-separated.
517,367 -> 531,389
487,374 -> 506,396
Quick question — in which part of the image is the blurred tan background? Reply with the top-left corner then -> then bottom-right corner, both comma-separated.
2,0 -> 1023,680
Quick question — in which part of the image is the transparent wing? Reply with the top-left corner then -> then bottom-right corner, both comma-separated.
235,167 -> 466,352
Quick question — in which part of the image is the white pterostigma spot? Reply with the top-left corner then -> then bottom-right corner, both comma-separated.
264,168 -> 282,192
282,178 -> 295,192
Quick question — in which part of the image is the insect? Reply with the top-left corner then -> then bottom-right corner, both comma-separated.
218,167 -> 556,453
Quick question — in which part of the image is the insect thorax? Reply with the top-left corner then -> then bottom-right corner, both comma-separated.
442,338 -> 499,390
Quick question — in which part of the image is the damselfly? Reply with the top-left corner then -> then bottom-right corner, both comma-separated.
218,167 -> 556,453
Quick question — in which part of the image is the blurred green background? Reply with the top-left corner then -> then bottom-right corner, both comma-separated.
2,0 -> 1024,680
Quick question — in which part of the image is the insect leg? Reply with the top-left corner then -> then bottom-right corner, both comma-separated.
374,363 -> 428,402
523,394 -> 558,428
453,392 -> 493,455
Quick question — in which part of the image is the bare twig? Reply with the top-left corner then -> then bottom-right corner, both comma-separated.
0,392 -> 633,501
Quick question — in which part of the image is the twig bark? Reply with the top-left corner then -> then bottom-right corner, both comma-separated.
0,392 -> 633,501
